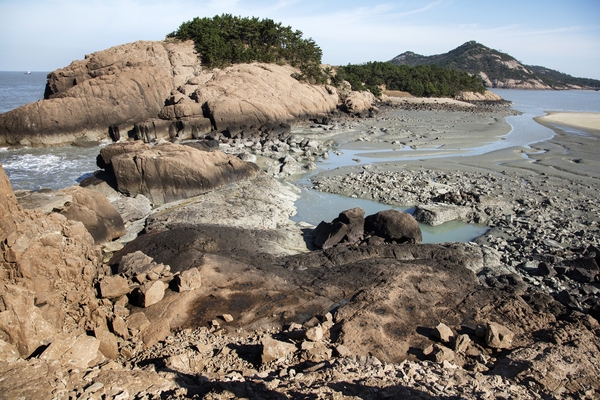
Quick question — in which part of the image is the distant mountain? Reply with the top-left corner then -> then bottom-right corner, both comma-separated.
389,41 -> 600,90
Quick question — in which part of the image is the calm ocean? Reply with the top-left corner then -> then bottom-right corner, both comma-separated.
0,71 -> 48,114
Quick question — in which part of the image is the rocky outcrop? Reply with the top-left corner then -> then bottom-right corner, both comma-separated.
0,41 -> 340,147
413,203 -> 472,226
0,165 -> 101,358
313,207 -> 424,249
159,63 -> 339,134
454,90 -> 503,101
0,41 -> 200,147
57,186 -> 125,244
98,142 -> 261,205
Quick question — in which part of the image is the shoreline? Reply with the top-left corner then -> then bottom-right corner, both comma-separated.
535,111 -> 600,133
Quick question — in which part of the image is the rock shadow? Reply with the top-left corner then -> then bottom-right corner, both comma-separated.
327,381 -> 450,399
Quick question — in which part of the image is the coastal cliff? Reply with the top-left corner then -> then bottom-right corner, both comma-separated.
0,40 -> 339,147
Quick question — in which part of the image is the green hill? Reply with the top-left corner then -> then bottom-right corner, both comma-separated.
389,41 -> 600,90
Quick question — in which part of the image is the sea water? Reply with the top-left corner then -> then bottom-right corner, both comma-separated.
0,71 -> 103,190
0,71 -> 597,242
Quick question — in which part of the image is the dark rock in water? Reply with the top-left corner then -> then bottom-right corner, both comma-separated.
364,209 -> 422,244
98,142 -> 260,205
313,221 -> 349,249
313,207 -> 365,249
337,207 -> 365,243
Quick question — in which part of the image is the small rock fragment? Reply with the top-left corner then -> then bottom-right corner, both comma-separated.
485,322 -> 514,349
433,322 -> 454,343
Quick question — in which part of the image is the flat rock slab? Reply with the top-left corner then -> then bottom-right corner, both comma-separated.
113,239 -> 517,363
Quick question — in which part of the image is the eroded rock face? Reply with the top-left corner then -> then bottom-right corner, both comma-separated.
0,41 -> 200,147
185,63 -> 339,132
58,186 -> 126,244
0,165 -> 101,357
99,142 -> 261,205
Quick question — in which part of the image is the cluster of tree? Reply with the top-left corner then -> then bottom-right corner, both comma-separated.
333,62 -> 486,97
167,14 -> 326,83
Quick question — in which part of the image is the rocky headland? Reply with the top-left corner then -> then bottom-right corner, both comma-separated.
0,40 -> 340,147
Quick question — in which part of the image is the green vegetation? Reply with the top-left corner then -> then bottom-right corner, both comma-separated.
333,62 -> 486,97
167,14 -> 326,83
390,41 -> 600,90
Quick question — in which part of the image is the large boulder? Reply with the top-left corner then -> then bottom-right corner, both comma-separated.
0,41 -> 200,147
99,142 -> 261,205
413,203 -> 472,226
58,186 -> 126,244
364,209 -> 422,244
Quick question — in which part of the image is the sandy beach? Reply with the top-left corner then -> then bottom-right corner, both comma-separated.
536,111 -> 600,132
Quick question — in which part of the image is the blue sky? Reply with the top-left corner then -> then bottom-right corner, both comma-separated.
1,0 -> 599,79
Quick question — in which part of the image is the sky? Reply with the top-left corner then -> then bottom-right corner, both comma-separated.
1,0 -> 599,80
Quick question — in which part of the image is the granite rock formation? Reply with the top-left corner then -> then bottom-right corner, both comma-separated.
98,141 -> 261,205
0,40 -> 340,147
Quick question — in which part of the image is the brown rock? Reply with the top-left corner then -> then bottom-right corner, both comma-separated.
0,166 -> 101,350
141,320 -> 170,348
110,316 -> 129,339
301,341 -> 332,362
127,312 -> 151,332
0,41 -> 198,147
433,322 -> 454,343
105,142 -> 261,205
432,344 -> 455,363
261,336 -> 297,364
94,327 -> 119,360
99,275 -> 131,299
41,334 -> 101,369
137,280 -> 166,308
58,186 -> 126,243
175,268 -> 202,292
0,339 -> 20,362
0,285 -> 56,357
485,322 -> 514,349
305,325 -> 324,342
344,91 -> 376,114
454,334 -> 472,353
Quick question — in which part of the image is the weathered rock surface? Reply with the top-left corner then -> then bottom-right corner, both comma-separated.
57,186 -> 125,243
0,165 -> 101,359
161,63 -> 339,133
313,207 -> 364,249
0,40 -> 199,146
99,142 -> 261,205
0,41 -> 341,147
413,202 -> 472,226
343,90 -> 377,114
